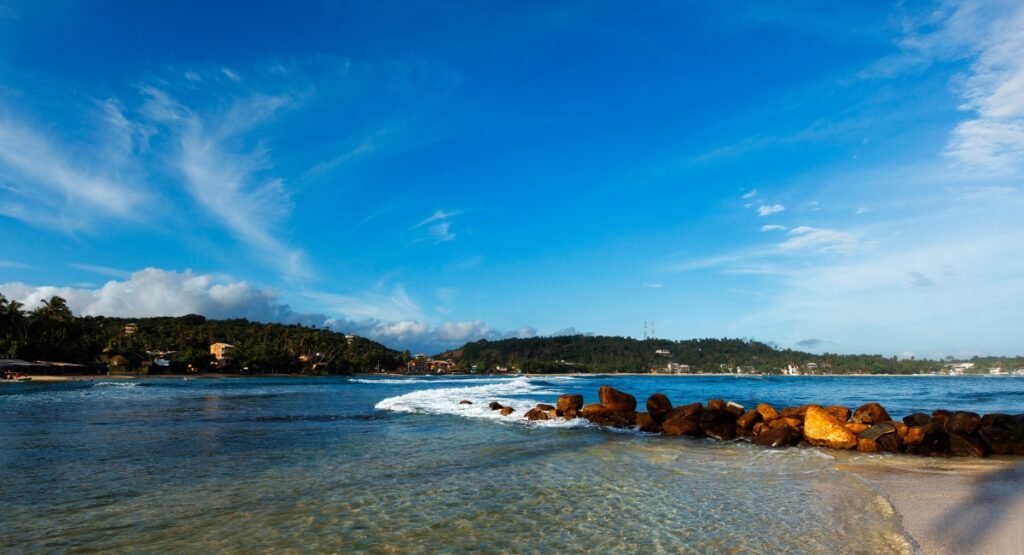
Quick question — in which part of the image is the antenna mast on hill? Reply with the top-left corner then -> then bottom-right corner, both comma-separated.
642,321 -> 648,340
652,322 -> 656,339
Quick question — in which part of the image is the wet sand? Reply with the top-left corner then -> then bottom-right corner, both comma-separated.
838,456 -> 1024,554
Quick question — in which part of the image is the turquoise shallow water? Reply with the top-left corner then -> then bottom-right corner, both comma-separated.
2,375 -> 1022,553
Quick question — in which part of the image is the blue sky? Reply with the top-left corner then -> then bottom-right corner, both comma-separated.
2,0 -> 1023,357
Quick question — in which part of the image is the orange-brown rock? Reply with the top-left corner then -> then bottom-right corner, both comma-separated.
904,426 -> 925,446
665,402 -> 704,422
556,394 -> 584,413
736,409 -> 762,430
845,422 -> 871,435
857,437 -> 878,453
525,407 -> 550,421
636,412 -> 660,433
754,425 -> 800,448
662,416 -> 701,436
804,405 -> 858,449
902,413 -> 931,427
646,393 -> 673,423
893,422 -> 909,441
581,404 -> 611,418
488,402 -> 504,411
535,403 -> 556,411
500,406 -> 515,416
707,399 -> 726,411
757,403 -> 779,421
598,386 -> 637,412
752,422 -> 767,435
852,403 -> 891,425
826,406 -> 851,421
725,401 -> 745,416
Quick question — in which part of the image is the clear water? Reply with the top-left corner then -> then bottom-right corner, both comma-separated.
2,375 -> 1022,553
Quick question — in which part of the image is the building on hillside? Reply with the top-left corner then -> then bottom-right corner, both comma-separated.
123,323 -> 139,335
210,343 -> 234,362
655,349 -> 671,356
663,362 -> 691,374
405,355 -> 456,374
782,364 -> 800,376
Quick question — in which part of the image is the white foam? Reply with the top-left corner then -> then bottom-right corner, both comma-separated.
350,377 -> 519,385
374,377 -> 589,429
93,381 -> 139,388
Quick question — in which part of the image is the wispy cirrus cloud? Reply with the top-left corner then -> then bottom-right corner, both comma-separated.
780,226 -> 858,254
70,263 -> 131,279
757,204 -> 785,216
414,208 -> 462,243
760,224 -> 787,232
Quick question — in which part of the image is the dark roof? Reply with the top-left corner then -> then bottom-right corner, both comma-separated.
0,359 -> 50,369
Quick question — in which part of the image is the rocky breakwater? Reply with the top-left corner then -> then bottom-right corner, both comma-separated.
484,386 -> 1024,458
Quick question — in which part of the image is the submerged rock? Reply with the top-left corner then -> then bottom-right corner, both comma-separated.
598,386 -> 637,412
804,406 -> 857,449
459,400 -> 473,405
852,403 -> 891,425
489,402 -> 504,411
500,406 -> 515,416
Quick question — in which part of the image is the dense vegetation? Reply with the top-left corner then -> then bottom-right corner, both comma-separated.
444,335 -> 1024,375
0,295 -> 405,374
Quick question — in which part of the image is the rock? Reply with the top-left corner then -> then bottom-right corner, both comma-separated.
752,422 -> 767,435
598,386 -> 637,412
857,438 -> 878,453
756,403 -> 780,421
665,402 -> 704,422
845,422 -> 871,435
547,409 -> 561,419
646,393 -> 673,423
903,413 -> 932,427
945,411 -> 981,435
662,416 -> 701,436
725,401 -> 745,416
905,423 -> 949,456
459,400 -> 473,405
826,406 -> 851,421
754,425 -> 799,448
932,409 -> 952,422
893,422 -> 909,441
535,403 -> 556,411
500,406 -> 515,416
876,433 -> 901,453
581,404 -> 612,422
804,406 -> 858,449
859,422 -> 896,441
904,426 -> 925,446
636,412 -> 660,433
736,409 -> 762,430
562,409 -> 578,420
524,407 -> 549,421
852,403 -> 891,425
703,421 -> 736,441
948,432 -> 986,457
556,394 -> 584,413
489,402 -> 504,411
980,413 -> 1016,429
768,417 -> 802,431
590,411 -> 637,428
707,399 -> 726,411
978,426 -> 1024,456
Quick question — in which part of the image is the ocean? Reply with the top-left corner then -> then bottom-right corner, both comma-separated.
2,375 -> 1023,553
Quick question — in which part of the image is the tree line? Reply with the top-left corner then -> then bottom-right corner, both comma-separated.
0,295 -> 406,374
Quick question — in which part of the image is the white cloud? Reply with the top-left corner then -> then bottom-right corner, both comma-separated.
742,189 -> 758,199
70,263 -> 131,279
780,226 -> 858,254
760,224 -> 787,232
0,259 -> 31,269
757,204 -> 785,216
414,208 -> 462,243
0,105 -> 147,230
643,282 -> 663,288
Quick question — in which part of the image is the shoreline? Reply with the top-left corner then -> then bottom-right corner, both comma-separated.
836,455 -> 1024,554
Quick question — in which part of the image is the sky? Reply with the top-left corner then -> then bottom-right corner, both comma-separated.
1,0 -> 1023,358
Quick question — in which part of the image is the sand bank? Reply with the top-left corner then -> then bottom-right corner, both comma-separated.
838,456 -> 1024,554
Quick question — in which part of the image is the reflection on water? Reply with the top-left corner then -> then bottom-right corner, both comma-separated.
3,375 -> 1021,553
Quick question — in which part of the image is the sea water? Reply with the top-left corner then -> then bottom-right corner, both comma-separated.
2,375 -> 1023,553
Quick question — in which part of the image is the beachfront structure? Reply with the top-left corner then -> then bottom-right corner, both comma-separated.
782,364 -> 800,376
405,355 -> 455,374
210,343 -> 234,361
663,362 -> 690,374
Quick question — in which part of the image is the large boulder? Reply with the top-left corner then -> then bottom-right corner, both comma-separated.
756,403 -> 780,421
804,406 -> 858,449
598,386 -> 637,412
524,407 -> 550,421
826,406 -> 851,421
754,425 -> 800,448
948,433 -> 986,457
500,406 -> 515,416
556,394 -> 584,414
581,403 -> 612,419
665,402 -> 704,422
700,409 -> 737,441
859,422 -> 896,441
724,401 -> 745,416
662,416 -> 701,436
845,422 -> 871,435
636,412 -> 660,433
902,413 -> 932,427
978,426 -> 1024,455
905,423 -> 949,456
782,405 -> 815,419
646,393 -> 673,423
707,399 -> 726,411
852,402 -> 891,425
736,409 -> 762,430
488,402 -> 504,411
945,411 -> 981,435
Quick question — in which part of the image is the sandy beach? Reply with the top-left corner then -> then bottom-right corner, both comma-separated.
838,456 -> 1024,554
